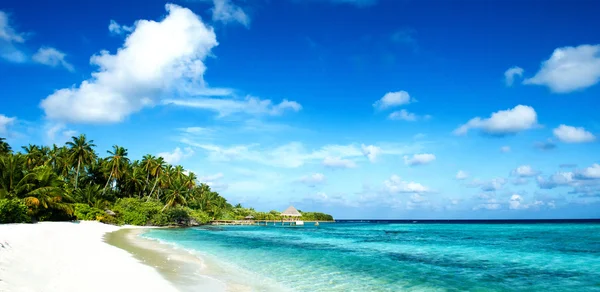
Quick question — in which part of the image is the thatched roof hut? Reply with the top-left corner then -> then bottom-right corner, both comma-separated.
281,205 -> 302,217
244,215 -> 255,219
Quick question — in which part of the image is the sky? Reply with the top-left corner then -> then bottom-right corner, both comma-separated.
1,0 -> 599,219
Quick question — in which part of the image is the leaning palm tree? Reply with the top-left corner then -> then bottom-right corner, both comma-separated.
66,134 -> 96,190
102,145 -> 130,196
148,157 -> 166,200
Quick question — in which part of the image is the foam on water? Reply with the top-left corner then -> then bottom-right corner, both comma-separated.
142,223 -> 600,291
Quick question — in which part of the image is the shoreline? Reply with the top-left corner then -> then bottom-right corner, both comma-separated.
104,228 -> 230,292
108,227 -> 290,292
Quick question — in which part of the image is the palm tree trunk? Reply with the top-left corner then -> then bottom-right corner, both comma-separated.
74,159 -> 81,190
102,169 -> 113,196
148,177 -> 159,201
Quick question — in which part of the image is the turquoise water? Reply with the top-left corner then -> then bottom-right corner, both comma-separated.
143,223 -> 600,291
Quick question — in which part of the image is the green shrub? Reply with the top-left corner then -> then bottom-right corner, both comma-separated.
0,199 -> 30,223
188,209 -> 210,225
150,212 -> 170,226
73,203 -> 105,221
112,198 -> 162,226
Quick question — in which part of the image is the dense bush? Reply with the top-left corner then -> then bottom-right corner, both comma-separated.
73,203 -> 106,221
112,198 -> 162,225
0,199 -> 30,223
300,212 -> 334,221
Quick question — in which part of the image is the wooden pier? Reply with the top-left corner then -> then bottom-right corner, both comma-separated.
209,220 -> 335,226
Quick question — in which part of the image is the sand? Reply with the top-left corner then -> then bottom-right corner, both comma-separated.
0,221 -> 179,292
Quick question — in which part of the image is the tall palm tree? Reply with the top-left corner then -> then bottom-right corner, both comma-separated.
0,137 -> 11,155
0,154 -> 25,199
148,157 -> 166,200
22,144 -> 42,170
19,166 -> 73,217
66,134 -> 96,190
102,145 -> 129,196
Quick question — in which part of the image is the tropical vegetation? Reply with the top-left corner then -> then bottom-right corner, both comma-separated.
0,135 -> 332,225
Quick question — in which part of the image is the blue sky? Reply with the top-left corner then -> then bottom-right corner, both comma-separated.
1,0 -> 599,219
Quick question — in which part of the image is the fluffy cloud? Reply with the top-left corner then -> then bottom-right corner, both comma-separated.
0,114 -> 16,134
0,10 -> 27,63
373,91 -> 412,110
297,173 -> 326,185
512,165 -> 539,177
164,96 -> 302,117
45,123 -> 77,143
211,0 -> 250,27
40,4 -> 219,123
523,44 -> 600,93
403,153 -> 435,166
384,175 -> 429,193
361,144 -> 381,162
454,105 -> 538,136
456,170 -> 469,180
157,147 -> 194,164
197,172 -> 228,191
504,66 -> 524,86
323,157 -> 357,169
509,194 -> 545,210
108,20 -> 133,35
579,163 -> 600,179
500,146 -> 511,153
536,172 -> 574,189
32,47 -> 74,71
553,124 -> 596,143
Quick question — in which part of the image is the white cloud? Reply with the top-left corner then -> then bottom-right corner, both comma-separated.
211,0 -> 250,27
500,146 -> 511,153
453,105 -> 538,136
108,20 -> 133,35
373,91 -> 412,110
32,47 -> 74,71
183,140 -> 417,168
509,194 -> 525,210
456,170 -> 468,180
361,144 -> 381,162
523,44 -> 600,93
504,66 -> 524,86
0,114 -> 16,134
297,173 -> 326,185
512,165 -> 539,177
403,153 -> 435,166
579,163 -> 600,179
481,178 -> 507,192
0,10 -> 27,63
40,4 -> 219,123
388,109 -> 430,121
197,172 -> 228,191
163,96 -> 302,117
553,124 -> 596,143
384,175 -> 429,193
323,156 -> 357,169
536,172 -> 574,189
157,147 -> 194,164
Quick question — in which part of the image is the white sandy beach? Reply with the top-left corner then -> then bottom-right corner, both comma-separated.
0,221 -> 179,292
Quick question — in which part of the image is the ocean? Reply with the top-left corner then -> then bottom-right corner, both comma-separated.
142,221 -> 600,291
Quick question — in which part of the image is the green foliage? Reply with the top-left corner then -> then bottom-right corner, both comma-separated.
0,199 -> 30,223
0,135 -> 334,226
73,203 -> 105,221
300,212 -> 334,221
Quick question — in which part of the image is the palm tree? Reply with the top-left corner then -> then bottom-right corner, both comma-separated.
19,166 -> 73,217
162,180 -> 188,211
0,137 -> 11,155
102,145 -> 129,196
0,154 -> 25,199
66,134 -> 96,190
148,157 -> 166,200
22,144 -> 42,170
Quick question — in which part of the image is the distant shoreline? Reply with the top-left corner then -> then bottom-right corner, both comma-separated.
334,219 -> 600,223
